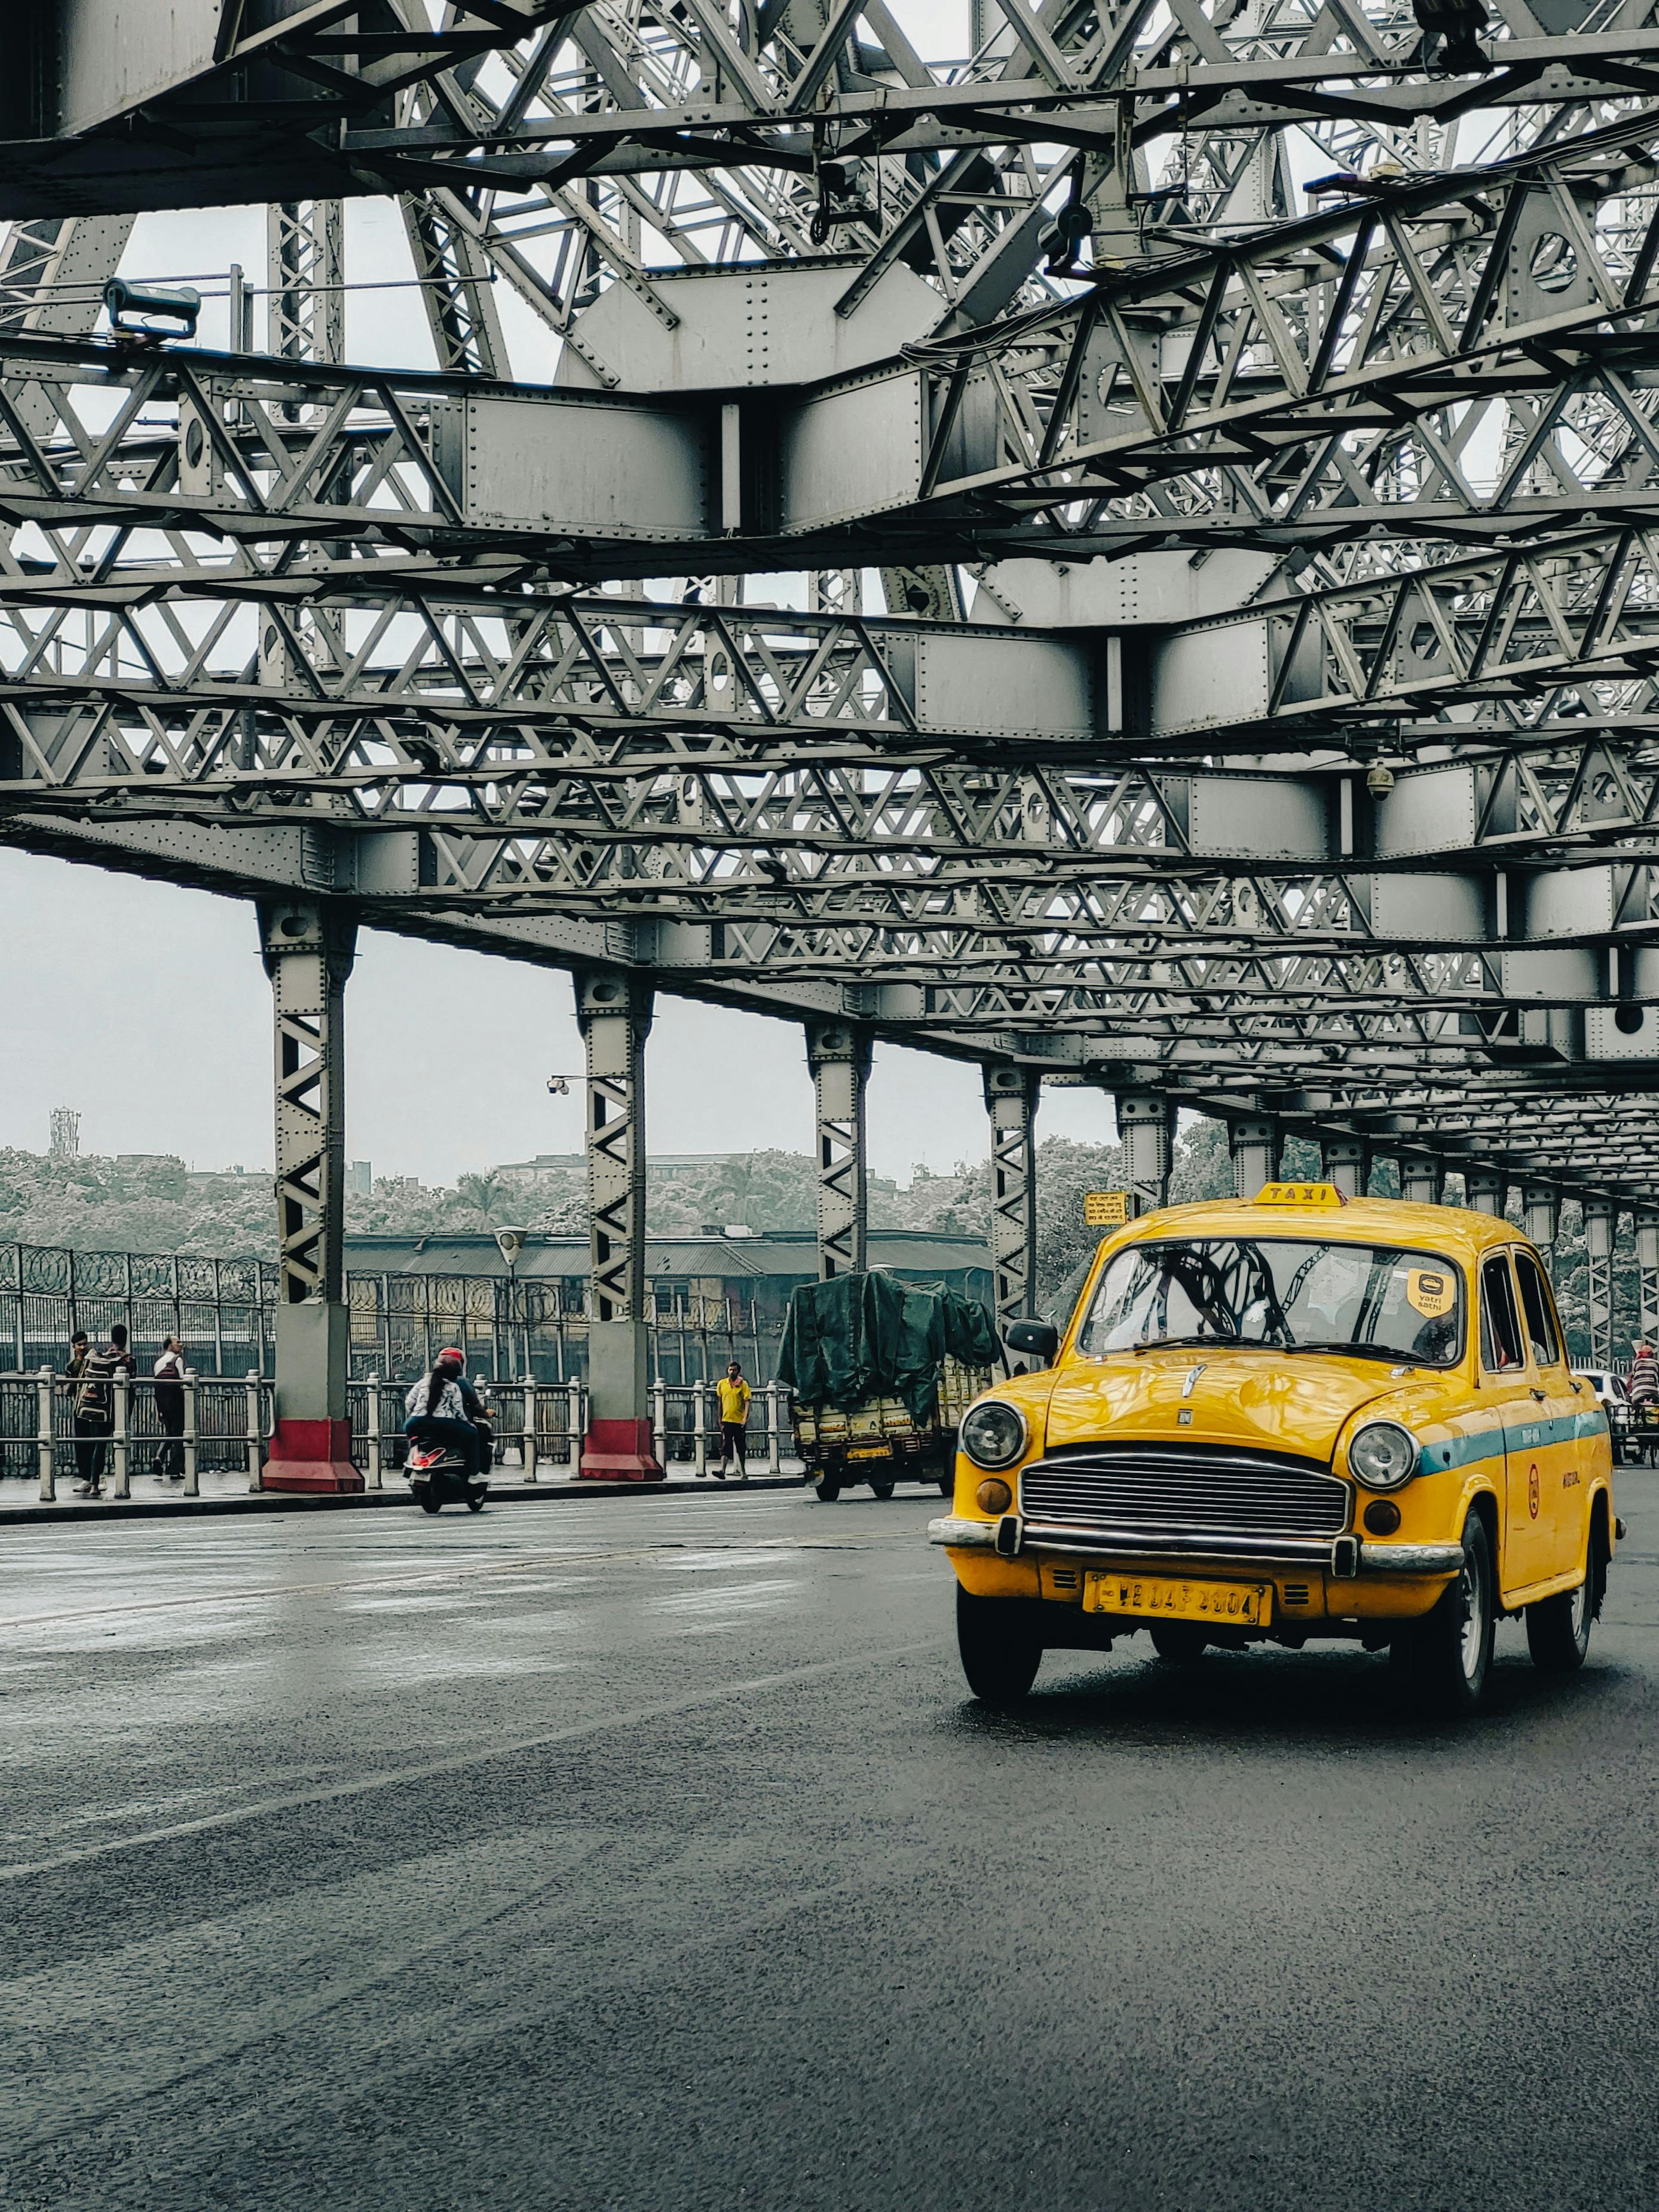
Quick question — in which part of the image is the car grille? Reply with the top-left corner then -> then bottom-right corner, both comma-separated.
1020,1442 -> 1349,1541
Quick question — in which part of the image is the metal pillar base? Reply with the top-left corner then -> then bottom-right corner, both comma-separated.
264,1301 -> 361,1491
576,976 -> 661,1475
581,1318 -> 663,1479
259,902 -> 357,1489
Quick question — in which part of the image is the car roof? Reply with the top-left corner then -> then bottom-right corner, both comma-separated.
1121,1193 -> 1532,1262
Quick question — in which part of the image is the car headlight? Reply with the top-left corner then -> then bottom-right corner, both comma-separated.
961,1400 -> 1026,1471
1348,1420 -> 1419,1492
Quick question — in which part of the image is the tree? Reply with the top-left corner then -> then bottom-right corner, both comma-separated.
455,1171 -> 506,1223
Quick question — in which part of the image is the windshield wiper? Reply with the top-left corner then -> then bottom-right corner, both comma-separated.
1130,1334 -> 1268,1354
1288,1340 -> 1422,1366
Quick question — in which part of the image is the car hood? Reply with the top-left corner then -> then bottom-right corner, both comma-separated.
1040,1348 -> 1434,1461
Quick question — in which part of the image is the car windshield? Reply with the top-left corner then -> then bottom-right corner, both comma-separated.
1076,1235 -> 1465,1367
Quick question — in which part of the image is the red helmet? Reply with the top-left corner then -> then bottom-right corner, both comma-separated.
437,1347 -> 465,1366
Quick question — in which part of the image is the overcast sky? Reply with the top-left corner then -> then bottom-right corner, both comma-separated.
0,849 -> 1115,1184
7,91 -> 1130,1189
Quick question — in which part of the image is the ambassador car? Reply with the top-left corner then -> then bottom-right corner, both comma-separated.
931,1184 -> 1619,1714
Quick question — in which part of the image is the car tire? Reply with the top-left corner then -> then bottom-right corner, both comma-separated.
1149,1623 -> 1208,1665
870,1479 -> 895,1500
1393,1509 -> 1495,1714
956,1585 -> 1042,1706
815,1476 -> 840,1502
1526,1552 -> 1595,1673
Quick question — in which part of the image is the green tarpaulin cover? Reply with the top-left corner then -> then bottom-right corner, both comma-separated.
777,1271 -> 1000,1424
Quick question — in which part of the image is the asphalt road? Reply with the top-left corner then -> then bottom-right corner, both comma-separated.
4,1477 -> 1658,2212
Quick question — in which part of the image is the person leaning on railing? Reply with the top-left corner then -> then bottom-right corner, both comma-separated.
151,1336 -> 186,1480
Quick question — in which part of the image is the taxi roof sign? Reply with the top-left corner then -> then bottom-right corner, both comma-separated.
1254,1181 -> 1348,1207
1083,1189 -> 1130,1226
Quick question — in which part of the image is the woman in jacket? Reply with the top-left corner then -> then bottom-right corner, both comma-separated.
403,1348 -> 485,1481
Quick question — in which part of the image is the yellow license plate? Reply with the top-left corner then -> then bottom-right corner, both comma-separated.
1083,1571 -> 1272,1627
847,1444 -> 891,1460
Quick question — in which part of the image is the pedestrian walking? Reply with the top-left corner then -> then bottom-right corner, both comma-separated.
1628,1340 -> 1657,1409
714,1360 -> 752,1480
152,1335 -> 186,1479
69,1324 -> 134,1497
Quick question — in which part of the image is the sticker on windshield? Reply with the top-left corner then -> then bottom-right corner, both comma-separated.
1406,1268 -> 1453,1318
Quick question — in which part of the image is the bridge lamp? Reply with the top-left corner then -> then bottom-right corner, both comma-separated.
495,1226 -> 531,1382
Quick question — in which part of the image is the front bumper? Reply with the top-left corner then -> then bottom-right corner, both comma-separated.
928,1515 -> 1465,1578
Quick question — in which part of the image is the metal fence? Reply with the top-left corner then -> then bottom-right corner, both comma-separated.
5,1368 -> 795,1495
0,1241 -> 784,1387
16,1370 -> 274,1499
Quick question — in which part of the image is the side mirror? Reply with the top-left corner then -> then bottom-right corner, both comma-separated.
1004,1317 -> 1058,1365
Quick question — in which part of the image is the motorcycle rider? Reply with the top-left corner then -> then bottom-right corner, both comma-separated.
404,1348 -> 488,1482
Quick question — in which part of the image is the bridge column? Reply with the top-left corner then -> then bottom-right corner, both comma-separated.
576,974 -> 662,1479
1636,1217 -> 1659,1345
1465,1167 -> 1505,1216
258,901 -> 361,1492
1400,1156 -> 1446,1207
1321,1136 -> 1369,1200
1584,1199 -> 1616,1369
1523,1183 -> 1560,1253
1229,1119 -> 1278,1200
806,1023 -> 871,1278
1116,1093 -> 1173,1216
984,1065 -> 1039,1332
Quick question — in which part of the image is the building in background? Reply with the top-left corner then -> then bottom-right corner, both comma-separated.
343,1224 -> 993,1348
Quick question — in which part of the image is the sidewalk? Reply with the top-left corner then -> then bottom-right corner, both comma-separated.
0,1455 -> 813,1526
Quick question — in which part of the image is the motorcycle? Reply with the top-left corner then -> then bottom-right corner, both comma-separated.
406,1421 -> 492,1514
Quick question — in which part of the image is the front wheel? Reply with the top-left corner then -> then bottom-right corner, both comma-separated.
870,1479 -> 895,1500
1393,1509 -> 1495,1714
956,1585 -> 1042,1706
815,1476 -> 840,1503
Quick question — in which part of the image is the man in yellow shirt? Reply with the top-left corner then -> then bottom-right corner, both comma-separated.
714,1362 -> 752,1480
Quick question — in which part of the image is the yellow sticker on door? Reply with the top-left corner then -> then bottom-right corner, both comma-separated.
1406,1268 -> 1453,1318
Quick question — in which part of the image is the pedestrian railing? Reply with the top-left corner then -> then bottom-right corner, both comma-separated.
33,1369 -> 274,1501
344,1375 -> 792,1486
12,1368 -> 795,1498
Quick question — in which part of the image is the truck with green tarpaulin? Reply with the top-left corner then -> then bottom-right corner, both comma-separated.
777,1271 -> 1002,1501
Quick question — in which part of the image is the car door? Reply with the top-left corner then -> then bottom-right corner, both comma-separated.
1513,1247 -> 1592,1586
1477,1251 -> 1547,1599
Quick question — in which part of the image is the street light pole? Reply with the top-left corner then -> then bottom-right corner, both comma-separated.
494,1225 -> 529,1383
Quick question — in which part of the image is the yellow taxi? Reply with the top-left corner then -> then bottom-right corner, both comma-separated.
931,1184 -> 1620,1714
